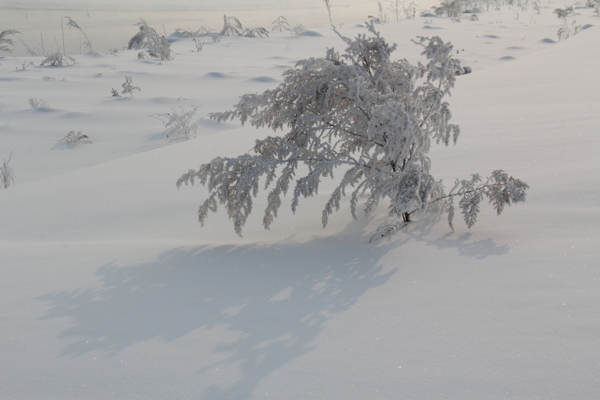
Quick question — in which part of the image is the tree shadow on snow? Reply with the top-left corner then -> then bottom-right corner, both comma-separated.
35,228 -> 397,399
402,214 -> 510,259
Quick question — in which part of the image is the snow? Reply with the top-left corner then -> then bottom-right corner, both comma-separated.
1,1 -> 599,398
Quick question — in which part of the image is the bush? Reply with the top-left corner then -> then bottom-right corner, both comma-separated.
128,19 -> 173,61
153,106 -> 200,141
177,23 -> 528,238
58,131 -> 91,147
40,52 -> 76,67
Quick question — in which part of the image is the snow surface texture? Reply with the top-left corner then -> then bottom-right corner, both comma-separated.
1,1 -> 599,399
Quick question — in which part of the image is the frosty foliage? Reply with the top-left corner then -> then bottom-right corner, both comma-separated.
554,6 -> 574,23
128,19 -> 173,61
58,131 -> 91,147
220,15 -> 269,38
40,52 -> 76,67
0,29 -> 20,54
153,106 -> 200,141
28,98 -> 48,109
177,23 -> 528,238
175,27 -> 207,39
1,152 -> 16,189
64,16 -> 94,54
272,16 -> 291,32
121,76 -> 140,97
291,24 -> 308,36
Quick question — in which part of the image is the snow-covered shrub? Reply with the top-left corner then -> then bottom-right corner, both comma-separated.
28,98 -> 48,109
272,16 -> 291,32
121,76 -> 140,97
291,24 -> 307,36
220,15 -> 268,37
58,131 -> 91,147
0,29 -> 19,54
220,15 -> 244,36
432,0 -> 468,19
177,23 -> 528,238
175,27 -> 207,39
128,19 -> 172,61
153,106 -> 199,141
40,52 -> 75,67
1,152 -> 16,189
242,27 -> 269,38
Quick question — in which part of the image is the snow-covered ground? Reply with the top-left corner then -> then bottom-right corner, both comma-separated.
1,1 -> 599,398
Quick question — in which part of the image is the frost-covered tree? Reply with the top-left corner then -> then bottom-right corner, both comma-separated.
177,23 -> 528,238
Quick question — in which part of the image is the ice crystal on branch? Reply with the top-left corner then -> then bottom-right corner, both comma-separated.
178,23 -> 528,238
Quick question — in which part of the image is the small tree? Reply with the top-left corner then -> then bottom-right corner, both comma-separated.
177,23 -> 528,238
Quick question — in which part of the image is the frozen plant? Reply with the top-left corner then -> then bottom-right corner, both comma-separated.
557,19 -> 581,40
368,1 -> 389,23
28,98 -> 48,109
403,3 -> 417,19
1,152 -> 16,189
153,106 -> 200,141
64,16 -> 94,54
432,0 -> 467,19
291,24 -> 307,36
16,60 -> 35,71
220,15 -> 244,36
272,16 -> 291,32
193,39 -> 204,52
175,27 -> 207,39
177,23 -> 528,238
59,131 -> 91,147
111,88 -> 120,97
553,6 -> 574,23
242,27 -> 269,38
532,1 -> 541,14
389,0 -> 404,22
0,29 -> 20,54
128,19 -> 172,61
121,76 -> 140,97
40,52 -> 76,67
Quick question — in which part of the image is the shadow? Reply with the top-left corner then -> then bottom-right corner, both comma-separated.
402,214 -> 509,259
36,231 -> 396,399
